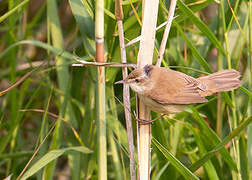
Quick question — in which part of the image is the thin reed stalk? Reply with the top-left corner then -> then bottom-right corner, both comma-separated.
115,0 -> 136,179
249,1 -> 252,118
220,1 -> 241,179
247,0 -> 252,173
156,0 -> 177,67
217,5 -> 223,138
95,0 -> 107,179
136,0 -> 159,179
73,59 -> 136,68
125,20 -> 178,48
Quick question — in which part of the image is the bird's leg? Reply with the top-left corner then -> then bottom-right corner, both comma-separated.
135,114 -> 166,125
136,118 -> 152,125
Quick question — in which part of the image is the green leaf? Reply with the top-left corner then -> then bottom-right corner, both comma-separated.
188,125 -> 219,180
222,92 -> 234,108
177,0 -> 226,56
248,124 -> 252,171
240,135 -> 249,180
0,40 -> 91,61
189,106 -> 238,171
175,0 -> 215,23
20,146 -> 92,180
69,0 -> 96,56
152,138 -> 199,180
0,0 -> 30,23
189,116 -> 252,172
240,86 -> 252,98
174,22 -> 212,73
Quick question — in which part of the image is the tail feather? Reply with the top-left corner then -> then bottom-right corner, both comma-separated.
204,69 -> 240,79
197,69 -> 241,96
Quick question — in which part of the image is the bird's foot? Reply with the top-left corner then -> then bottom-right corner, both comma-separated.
135,114 -> 166,125
136,118 -> 154,125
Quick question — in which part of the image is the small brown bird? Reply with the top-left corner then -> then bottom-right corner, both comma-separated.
115,65 -> 241,114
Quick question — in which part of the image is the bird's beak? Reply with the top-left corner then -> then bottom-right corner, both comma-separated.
114,80 -> 125,84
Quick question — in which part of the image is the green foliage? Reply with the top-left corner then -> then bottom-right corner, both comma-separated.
0,0 -> 251,179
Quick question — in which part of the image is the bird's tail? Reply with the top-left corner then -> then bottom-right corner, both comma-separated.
197,69 -> 241,96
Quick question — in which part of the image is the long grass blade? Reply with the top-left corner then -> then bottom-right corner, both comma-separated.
177,0 -> 226,56
20,147 -> 92,180
189,116 -> 252,172
152,138 -> 199,180
0,0 -> 30,23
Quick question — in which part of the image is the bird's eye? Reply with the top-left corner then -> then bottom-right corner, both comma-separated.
135,79 -> 140,83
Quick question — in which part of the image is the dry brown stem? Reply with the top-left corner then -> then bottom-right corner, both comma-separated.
116,0 -> 136,179
136,0 -> 159,179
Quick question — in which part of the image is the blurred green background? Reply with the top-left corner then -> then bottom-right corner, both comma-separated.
0,0 -> 251,179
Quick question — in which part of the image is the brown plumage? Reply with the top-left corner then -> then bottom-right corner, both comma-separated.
115,65 -> 241,113
197,69 -> 241,96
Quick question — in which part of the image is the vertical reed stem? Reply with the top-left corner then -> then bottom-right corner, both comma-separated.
220,1 -> 241,179
249,1 -> 252,118
136,0 -> 159,179
115,0 -> 136,179
95,0 -> 107,179
217,6 -> 223,138
247,0 -> 252,172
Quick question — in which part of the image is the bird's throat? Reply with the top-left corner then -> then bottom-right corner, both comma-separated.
129,83 -> 147,94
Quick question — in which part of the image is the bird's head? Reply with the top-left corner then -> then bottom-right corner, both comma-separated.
115,64 -> 154,94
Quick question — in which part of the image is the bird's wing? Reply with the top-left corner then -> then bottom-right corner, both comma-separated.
147,69 -> 208,105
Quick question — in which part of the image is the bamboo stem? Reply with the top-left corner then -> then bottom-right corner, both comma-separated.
115,0 -> 136,179
95,0 -> 107,179
136,0 -> 159,179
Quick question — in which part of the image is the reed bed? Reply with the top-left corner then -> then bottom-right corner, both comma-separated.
0,0 -> 251,180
